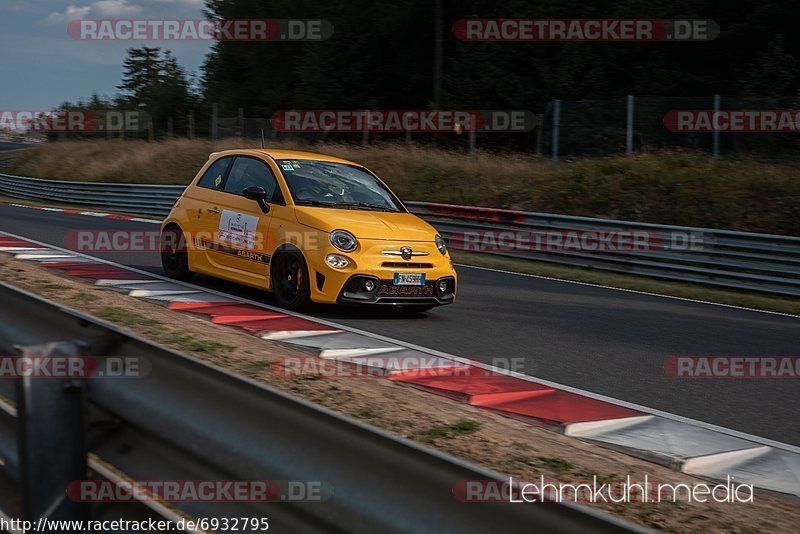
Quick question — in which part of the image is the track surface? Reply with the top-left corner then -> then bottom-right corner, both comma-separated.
0,141 -> 31,153
1,203 -> 798,445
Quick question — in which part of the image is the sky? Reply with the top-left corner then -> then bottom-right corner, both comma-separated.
0,0 -> 211,110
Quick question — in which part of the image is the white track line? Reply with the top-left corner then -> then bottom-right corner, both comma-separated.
457,263 -> 800,319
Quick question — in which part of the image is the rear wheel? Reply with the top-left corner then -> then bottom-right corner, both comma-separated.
161,225 -> 194,281
271,250 -> 311,310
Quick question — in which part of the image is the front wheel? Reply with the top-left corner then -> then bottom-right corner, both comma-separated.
161,226 -> 195,281
271,250 -> 311,310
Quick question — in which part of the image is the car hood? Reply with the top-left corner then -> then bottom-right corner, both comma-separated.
294,207 -> 438,241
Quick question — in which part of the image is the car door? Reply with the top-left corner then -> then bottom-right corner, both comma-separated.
206,155 -> 282,284
179,155 -> 235,272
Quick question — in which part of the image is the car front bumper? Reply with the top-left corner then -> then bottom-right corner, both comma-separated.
305,239 -> 457,306
336,274 -> 456,306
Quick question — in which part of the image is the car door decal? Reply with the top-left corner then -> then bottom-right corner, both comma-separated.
196,238 -> 270,265
218,209 -> 259,249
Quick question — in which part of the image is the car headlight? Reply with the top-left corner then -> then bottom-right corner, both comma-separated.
326,254 -> 351,269
435,235 -> 447,255
330,229 -> 358,252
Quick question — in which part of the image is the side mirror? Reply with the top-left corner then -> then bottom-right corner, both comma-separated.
242,186 -> 270,214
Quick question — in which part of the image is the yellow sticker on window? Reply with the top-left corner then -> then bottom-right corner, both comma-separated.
214,175 -> 222,187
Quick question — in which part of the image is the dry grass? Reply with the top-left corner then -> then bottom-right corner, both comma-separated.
7,138 -> 800,235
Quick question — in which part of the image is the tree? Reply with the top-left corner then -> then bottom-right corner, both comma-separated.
118,47 -> 195,135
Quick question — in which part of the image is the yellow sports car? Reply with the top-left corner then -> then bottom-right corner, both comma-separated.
160,149 -> 457,310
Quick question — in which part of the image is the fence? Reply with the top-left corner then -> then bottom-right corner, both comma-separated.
543,95 -> 800,160
1,172 -> 799,297
27,95 -> 800,158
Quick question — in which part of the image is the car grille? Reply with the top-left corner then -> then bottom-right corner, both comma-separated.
377,281 -> 436,297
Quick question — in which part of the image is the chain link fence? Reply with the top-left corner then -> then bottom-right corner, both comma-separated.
542,96 -> 800,160
38,96 -> 800,160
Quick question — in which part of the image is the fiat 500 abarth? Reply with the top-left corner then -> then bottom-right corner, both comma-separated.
160,149 -> 457,310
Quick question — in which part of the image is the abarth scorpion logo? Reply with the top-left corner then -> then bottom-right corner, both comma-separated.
400,246 -> 413,260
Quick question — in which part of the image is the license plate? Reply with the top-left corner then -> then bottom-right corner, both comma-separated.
393,273 -> 425,286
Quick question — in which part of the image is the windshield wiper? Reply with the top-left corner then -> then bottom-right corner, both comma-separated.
331,202 -> 398,212
294,199 -> 341,208
295,200 -> 397,212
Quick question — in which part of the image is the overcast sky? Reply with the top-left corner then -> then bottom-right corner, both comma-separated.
0,0 -> 211,109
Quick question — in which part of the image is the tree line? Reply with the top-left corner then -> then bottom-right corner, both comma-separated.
61,0 -> 800,140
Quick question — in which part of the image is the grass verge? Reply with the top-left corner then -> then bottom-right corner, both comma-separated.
6,138 -> 800,236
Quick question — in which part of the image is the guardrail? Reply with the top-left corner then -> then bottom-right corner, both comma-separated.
1,172 -> 799,297
0,282 -> 639,532
0,173 -> 184,217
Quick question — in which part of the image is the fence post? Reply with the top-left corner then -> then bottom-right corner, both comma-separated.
626,95 -> 634,156
712,94 -> 721,158
167,116 -> 174,138
468,123 -> 476,154
535,114 -> 543,155
16,341 -> 89,523
237,108 -> 244,139
552,100 -> 561,163
188,111 -> 194,139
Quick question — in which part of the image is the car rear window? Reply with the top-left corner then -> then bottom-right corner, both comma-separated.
197,156 -> 233,190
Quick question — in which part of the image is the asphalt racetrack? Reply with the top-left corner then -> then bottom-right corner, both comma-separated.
1,203 -> 798,445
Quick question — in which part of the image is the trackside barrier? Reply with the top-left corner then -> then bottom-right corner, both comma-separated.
0,282 -> 641,532
1,172 -> 799,296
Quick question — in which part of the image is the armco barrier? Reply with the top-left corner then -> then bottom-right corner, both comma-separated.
1,172 -> 799,296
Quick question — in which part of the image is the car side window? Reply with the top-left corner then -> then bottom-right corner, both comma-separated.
224,157 -> 282,203
196,157 -> 233,190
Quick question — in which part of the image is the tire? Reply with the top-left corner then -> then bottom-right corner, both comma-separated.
271,249 -> 311,310
161,225 -> 195,281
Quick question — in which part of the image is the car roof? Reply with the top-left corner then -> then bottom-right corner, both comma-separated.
209,148 -> 359,166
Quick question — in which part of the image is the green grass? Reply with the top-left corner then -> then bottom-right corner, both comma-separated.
33,282 -> 69,291
67,293 -> 100,303
536,456 -> 573,474
95,307 -> 161,328
417,419 -> 482,442
157,334 -> 233,353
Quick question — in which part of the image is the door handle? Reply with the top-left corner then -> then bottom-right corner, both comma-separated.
207,207 -> 220,214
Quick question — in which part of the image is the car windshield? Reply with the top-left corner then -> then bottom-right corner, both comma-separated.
277,159 -> 402,212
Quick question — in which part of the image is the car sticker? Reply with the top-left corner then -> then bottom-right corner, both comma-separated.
218,210 -> 259,249
281,163 -> 294,171
214,174 -> 222,187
